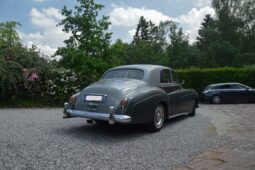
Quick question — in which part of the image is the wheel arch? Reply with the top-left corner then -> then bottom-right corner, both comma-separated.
211,94 -> 222,104
129,92 -> 168,124
158,101 -> 168,119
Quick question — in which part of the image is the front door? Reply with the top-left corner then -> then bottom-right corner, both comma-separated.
158,69 -> 181,115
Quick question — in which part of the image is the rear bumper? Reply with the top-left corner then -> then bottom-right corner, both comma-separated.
63,103 -> 131,124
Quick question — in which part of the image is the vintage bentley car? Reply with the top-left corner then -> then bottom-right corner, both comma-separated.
63,65 -> 198,132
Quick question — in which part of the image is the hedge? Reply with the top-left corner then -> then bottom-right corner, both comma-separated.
2,66 -> 255,107
177,67 -> 255,95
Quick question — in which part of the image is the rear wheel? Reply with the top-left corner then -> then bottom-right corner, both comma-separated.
211,95 -> 221,104
146,104 -> 165,132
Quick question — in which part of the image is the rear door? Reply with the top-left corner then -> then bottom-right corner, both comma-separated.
158,69 -> 180,115
171,70 -> 194,113
219,85 -> 238,103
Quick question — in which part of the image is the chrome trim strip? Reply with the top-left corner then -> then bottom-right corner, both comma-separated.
65,109 -> 131,124
168,112 -> 188,119
114,115 -> 131,123
67,109 -> 109,120
109,106 -> 115,124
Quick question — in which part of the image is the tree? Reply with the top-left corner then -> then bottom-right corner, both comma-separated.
239,0 -> 255,54
0,21 -> 21,45
133,16 -> 150,43
196,15 -> 218,52
212,0 -> 242,47
109,39 -> 128,64
124,41 -> 167,65
57,0 -> 111,58
208,40 -> 241,67
0,21 -> 54,99
163,21 -> 191,68
133,16 -> 158,44
56,0 -> 119,85
201,0 -> 255,67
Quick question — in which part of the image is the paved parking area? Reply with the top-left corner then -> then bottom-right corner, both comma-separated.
0,104 -> 254,169
175,104 -> 255,170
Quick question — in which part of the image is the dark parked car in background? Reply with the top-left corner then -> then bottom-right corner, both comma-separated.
201,83 -> 255,104
64,65 -> 198,132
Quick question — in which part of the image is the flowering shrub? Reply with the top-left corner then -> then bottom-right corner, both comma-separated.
17,67 -> 81,105
44,68 -> 81,104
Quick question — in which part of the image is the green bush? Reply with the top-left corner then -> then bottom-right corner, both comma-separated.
177,67 -> 255,95
0,66 -> 81,107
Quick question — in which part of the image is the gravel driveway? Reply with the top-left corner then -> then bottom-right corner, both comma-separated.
0,106 -> 226,170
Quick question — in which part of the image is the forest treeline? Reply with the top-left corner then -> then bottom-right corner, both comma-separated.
57,0 -> 255,83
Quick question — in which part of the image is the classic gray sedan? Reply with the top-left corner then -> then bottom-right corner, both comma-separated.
64,65 -> 198,132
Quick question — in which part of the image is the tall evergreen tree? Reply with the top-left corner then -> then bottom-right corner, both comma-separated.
196,15 -> 218,52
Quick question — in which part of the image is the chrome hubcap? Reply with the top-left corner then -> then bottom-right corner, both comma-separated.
154,105 -> 164,128
213,96 -> 221,104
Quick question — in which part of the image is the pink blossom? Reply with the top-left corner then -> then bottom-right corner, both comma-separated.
28,73 -> 39,81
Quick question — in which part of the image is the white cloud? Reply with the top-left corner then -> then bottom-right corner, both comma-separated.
42,7 -> 65,20
128,29 -> 136,40
178,6 -> 215,42
128,29 -> 136,37
110,5 -> 175,27
19,7 -> 69,57
34,0 -> 44,3
110,4 -> 215,43
193,0 -> 211,7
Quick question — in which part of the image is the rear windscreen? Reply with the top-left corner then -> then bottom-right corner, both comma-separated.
102,69 -> 144,80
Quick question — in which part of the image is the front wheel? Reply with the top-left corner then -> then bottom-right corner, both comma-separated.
146,104 -> 165,132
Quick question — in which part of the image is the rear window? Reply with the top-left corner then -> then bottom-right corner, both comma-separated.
102,69 -> 144,80
206,85 -> 221,90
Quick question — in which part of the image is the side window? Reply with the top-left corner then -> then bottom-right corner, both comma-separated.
171,71 -> 179,83
220,85 -> 232,89
160,69 -> 171,83
231,84 -> 246,90
210,86 -> 221,90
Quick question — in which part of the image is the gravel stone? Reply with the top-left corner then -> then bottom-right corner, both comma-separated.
0,107 -> 226,170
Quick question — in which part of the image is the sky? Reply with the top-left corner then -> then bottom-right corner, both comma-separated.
0,0 -> 215,56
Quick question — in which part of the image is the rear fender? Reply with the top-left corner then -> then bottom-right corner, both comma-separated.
127,91 -> 168,124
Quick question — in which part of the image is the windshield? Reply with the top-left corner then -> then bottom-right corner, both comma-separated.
102,69 -> 144,80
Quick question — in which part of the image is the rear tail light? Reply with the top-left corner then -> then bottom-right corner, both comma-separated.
69,92 -> 80,104
69,95 -> 75,104
120,97 -> 128,110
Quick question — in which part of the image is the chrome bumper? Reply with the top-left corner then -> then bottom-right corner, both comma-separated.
63,103 -> 131,124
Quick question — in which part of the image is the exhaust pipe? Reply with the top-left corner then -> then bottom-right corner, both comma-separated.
86,119 -> 94,124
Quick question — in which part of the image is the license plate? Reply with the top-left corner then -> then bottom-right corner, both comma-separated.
85,95 -> 103,102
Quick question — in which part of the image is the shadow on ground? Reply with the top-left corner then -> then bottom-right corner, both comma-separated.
55,115 -> 189,143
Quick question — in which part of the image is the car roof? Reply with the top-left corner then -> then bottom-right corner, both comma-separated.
103,65 -> 173,86
109,64 -> 172,71
209,82 -> 242,87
